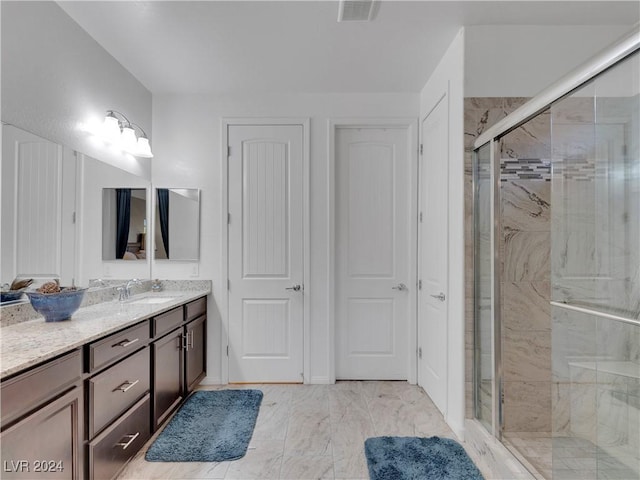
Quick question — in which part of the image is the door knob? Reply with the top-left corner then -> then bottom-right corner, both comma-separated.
285,284 -> 302,292
430,292 -> 446,301
392,283 -> 407,291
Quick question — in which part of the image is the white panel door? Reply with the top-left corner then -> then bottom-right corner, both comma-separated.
228,125 -> 304,383
418,96 -> 449,414
336,127 -> 411,380
1,125 -> 76,285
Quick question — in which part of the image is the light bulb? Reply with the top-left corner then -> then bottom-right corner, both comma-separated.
102,113 -> 120,142
121,125 -> 138,153
136,136 -> 154,158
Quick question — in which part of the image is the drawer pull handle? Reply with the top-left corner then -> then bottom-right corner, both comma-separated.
114,338 -> 139,348
114,379 -> 140,393
115,432 -> 140,450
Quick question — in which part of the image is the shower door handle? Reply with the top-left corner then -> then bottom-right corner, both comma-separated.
430,292 -> 446,302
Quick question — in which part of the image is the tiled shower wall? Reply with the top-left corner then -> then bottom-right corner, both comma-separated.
464,98 -> 552,432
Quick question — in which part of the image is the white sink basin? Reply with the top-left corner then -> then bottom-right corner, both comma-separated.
128,296 -> 176,305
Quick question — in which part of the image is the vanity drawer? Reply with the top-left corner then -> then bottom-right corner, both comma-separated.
89,394 -> 150,480
88,347 -> 150,438
1,349 -> 82,426
153,307 -> 183,338
185,296 -> 206,322
88,321 -> 150,373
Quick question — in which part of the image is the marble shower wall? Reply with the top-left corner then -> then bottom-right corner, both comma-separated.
500,111 -> 552,433
464,98 -> 553,432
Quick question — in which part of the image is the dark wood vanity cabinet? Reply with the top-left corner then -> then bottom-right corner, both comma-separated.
185,315 -> 206,393
152,298 -> 207,429
0,351 -> 83,480
85,325 -> 152,480
152,326 -> 184,429
1,295 -> 207,480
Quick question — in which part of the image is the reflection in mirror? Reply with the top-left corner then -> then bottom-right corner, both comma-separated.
102,188 -> 147,260
1,123 -> 152,287
1,124 -> 77,285
154,188 -> 200,261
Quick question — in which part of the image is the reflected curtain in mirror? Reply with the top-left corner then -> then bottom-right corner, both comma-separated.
116,188 -> 132,259
103,188 -> 147,261
157,188 -> 170,258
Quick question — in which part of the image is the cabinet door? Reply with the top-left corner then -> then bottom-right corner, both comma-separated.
152,328 -> 184,429
185,315 -> 206,393
1,387 -> 82,480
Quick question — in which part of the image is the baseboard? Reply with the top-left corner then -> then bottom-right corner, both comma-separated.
199,375 -> 222,385
308,376 -> 333,384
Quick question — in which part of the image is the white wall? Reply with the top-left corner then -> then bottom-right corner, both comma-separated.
1,1 -> 152,178
419,29 -> 466,439
465,25 -> 631,97
151,93 -> 419,384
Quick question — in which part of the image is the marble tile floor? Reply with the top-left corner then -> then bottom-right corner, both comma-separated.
503,432 -> 553,480
117,381 -> 476,480
504,433 -> 640,480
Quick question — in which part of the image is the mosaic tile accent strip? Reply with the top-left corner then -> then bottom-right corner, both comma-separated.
553,157 -> 600,181
501,158 -> 551,181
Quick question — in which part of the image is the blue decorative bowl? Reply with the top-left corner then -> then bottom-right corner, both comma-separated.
0,290 -> 25,303
25,288 -> 87,322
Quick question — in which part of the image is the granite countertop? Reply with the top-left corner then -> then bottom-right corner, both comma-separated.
0,289 -> 210,379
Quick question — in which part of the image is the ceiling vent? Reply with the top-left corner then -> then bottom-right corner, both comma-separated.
337,0 -> 379,22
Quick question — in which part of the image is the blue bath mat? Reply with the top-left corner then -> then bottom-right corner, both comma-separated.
364,436 -> 484,480
145,389 -> 263,462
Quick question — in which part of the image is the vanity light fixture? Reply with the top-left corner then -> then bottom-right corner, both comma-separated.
101,110 -> 154,158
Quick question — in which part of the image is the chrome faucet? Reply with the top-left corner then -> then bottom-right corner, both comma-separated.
125,278 -> 142,298
117,278 -> 142,302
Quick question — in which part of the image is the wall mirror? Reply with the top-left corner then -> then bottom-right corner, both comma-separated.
102,188 -> 148,261
154,188 -> 200,261
1,123 -> 152,287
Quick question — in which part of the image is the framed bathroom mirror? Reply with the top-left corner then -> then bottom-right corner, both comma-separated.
1,123 -> 152,286
102,188 -> 148,261
153,188 -> 200,261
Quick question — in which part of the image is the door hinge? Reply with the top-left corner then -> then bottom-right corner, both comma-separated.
227,146 -> 231,157
227,279 -> 230,290
228,213 -> 231,225
419,212 -> 423,223
226,345 -> 229,356
418,347 -> 423,359
72,212 -> 76,224
418,279 -> 422,290
419,144 -> 423,156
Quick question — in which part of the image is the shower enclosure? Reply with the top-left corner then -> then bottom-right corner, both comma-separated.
473,28 -> 639,480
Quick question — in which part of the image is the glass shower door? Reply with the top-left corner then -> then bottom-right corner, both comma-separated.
550,50 -> 640,480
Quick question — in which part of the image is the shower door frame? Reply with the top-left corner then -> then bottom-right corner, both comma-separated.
472,139 -> 503,440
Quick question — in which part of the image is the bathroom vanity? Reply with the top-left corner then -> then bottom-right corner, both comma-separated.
0,291 -> 208,480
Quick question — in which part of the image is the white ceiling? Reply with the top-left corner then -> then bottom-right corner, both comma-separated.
58,1 -> 640,95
